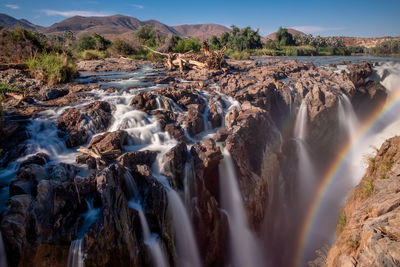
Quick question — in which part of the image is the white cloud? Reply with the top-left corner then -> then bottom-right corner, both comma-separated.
291,25 -> 345,34
130,4 -> 144,9
42,9 -> 110,17
5,4 -> 19,9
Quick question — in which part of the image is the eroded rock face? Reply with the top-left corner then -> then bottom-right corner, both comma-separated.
190,139 -> 227,266
57,101 -> 113,148
225,102 -> 281,229
0,162 -> 81,267
186,104 -> 205,137
326,136 -> 400,267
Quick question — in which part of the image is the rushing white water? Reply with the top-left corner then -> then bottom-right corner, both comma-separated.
67,239 -> 84,267
129,201 -> 169,267
293,100 -> 316,204
338,93 -> 360,143
77,198 -> 101,239
219,148 -> 262,267
167,189 -> 201,267
0,232 -> 8,267
294,101 -> 308,142
124,171 -> 140,200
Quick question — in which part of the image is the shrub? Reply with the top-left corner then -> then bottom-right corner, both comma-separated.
371,39 -> 400,56
336,210 -> 347,235
0,27 -> 46,63
173,38 -> 201,53
26,53 -> 78,85
77,33 -> 110,51
134,25 -> 159,47
0,84 -> 22,101
109,38 -> 140,56
229,50 -> 250,60
360,178 -> 375,199
81,50 -> 107,60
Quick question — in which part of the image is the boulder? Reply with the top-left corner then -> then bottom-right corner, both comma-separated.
57,101 -> 113,148
39,87 -> 69,101
186,104 -> 205,137
117,151 -> 157,170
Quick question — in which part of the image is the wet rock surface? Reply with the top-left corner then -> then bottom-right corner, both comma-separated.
0,57 -> 393,267
57,101 -> 113,148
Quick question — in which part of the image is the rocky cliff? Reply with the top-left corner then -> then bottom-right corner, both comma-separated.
327,136 -> 400,266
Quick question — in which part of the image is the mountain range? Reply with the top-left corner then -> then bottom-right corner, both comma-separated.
0,13 -> 230,40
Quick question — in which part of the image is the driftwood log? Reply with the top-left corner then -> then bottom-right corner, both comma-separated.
145,42 -> 227,72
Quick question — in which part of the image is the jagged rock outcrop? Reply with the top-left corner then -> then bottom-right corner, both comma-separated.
57,101 -> 113,148
225,102 -> 281,229
326,136 -> 400,267
190,138 -> 228,266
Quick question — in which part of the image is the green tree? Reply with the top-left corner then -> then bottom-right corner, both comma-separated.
173,38 -> 201,53
208,35 -> 221,50
134,25 -> 159,47
276,27 -> 294,47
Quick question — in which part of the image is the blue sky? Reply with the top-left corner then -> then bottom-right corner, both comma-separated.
1,0 -> 399,37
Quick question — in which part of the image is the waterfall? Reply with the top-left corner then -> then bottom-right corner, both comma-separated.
67,239 -> 84,267
218,148 -> 262,267
77,198 -> 101,239
294,101 -> 308,142
124,171 -> 140,200
0,231 -> 8,267
129,201 -> 169,267
294,101 -> 316,203
338,93 -> 359,143
167,190 -> 201,267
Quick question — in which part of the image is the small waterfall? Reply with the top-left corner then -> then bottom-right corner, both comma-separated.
77,198 -> 100,239
0,231 -> 8,267
124,171 -> 140,200
129,202 -> 168,267
218,148 -> 262,267
167,190 -> 201,267
67,239 -> 84,267
294,101 -> 316,203
294,101 -> 308,142
338,93 -> 359,143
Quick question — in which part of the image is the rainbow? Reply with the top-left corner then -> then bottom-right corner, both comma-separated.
293,86 -> 400,267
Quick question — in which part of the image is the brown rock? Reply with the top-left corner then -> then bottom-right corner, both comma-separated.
186,104 -> 204,137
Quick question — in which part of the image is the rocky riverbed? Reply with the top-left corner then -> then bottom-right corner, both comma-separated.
0,56 -> 398,267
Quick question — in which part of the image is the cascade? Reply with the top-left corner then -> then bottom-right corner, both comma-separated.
218,148 -> 262,267
67,239 -> 84,267
129,202 -> 169,267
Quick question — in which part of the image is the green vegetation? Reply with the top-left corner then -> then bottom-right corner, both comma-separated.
81,50 -> 108,60
276,27 -> 295,47
371,39 -> 400,56
77,33 -> 111,51
336,210 -> 347,235
173,38 -> 201,53
26,53 -> 78,85
360,178 -> 375,199
134,25 -> 159,47
227,50 -> 251,60
0,84 -> 22,101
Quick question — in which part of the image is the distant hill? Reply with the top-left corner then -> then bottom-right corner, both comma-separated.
172,24 -> 231,40
0,13 -> 42,31
342,36 -> 400,48
0,13 -> 229,40
266,28 -> 305,40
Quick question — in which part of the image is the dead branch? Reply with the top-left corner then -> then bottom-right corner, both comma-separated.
143,42 -> 226,71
